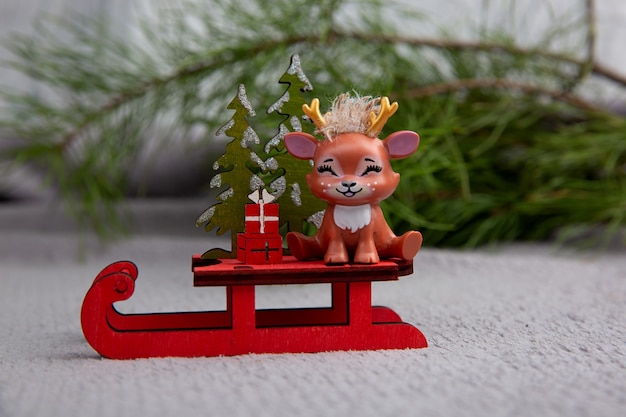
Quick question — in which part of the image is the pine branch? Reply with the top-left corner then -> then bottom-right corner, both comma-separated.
1,0 -> 624,248
30,1 -> 626,157
57,37 -> 311,152
398,78 -> 601,112
331,30 -> 626,90
50,27 -> 626,155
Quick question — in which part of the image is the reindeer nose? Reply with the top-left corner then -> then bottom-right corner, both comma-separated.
342,181 -> 357,188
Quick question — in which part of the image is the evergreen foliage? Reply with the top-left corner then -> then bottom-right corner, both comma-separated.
0,0 -> 624,248
265,54 -> 326,235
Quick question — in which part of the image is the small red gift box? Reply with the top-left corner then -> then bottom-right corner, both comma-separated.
245,203 -> 279,234
237,233 -> 283,264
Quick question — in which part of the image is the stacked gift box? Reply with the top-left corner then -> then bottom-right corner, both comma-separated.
237,189 -> 283,264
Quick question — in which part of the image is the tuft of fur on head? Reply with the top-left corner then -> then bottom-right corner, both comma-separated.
317,93 -> 381,141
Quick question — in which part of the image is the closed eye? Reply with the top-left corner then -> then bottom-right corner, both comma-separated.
317,164 -> 338,176
361,165 -> 382,176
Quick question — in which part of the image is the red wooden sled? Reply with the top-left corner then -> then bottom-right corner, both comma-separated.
80,256 -> 427,359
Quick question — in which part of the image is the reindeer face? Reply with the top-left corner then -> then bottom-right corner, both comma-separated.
284,94 -> 419,207
285,130 -> 419,206
306,133 -> 398,205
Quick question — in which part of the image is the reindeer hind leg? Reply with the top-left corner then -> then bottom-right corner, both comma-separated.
286,232 -> 325,261
380,231 -> 423,260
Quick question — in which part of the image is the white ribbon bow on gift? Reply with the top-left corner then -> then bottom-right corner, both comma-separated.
246,189 -> 278,233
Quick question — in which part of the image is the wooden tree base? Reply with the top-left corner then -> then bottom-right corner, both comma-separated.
80,257 -> 427,359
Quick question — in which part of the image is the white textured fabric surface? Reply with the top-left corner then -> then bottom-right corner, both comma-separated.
1,202 -> 625,417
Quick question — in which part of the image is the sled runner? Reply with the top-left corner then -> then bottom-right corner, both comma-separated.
80,257 -> 427,359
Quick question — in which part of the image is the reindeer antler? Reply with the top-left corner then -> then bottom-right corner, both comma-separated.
302,98 -> 328,131
367,97 -> 399,137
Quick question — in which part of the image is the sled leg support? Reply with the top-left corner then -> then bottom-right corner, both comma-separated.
80,257 -> 427,359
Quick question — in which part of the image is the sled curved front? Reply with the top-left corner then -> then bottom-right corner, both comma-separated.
80,259 -> 427,359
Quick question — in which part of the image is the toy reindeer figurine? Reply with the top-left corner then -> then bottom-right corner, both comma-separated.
284,93 -> 423,264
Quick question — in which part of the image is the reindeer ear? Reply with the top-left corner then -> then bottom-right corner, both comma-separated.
284,132 -> 319,160
383,130 -> 420,159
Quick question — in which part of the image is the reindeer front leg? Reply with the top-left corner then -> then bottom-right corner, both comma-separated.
324,228 -> 349,264
353,227 -> 379,264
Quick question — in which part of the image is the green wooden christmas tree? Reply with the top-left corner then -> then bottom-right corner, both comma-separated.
196,84 -> 263,258
196,55 -> 328,257
265,54 -> 326,234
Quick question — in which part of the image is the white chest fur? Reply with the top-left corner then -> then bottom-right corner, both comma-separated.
333,204 -> 371,232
